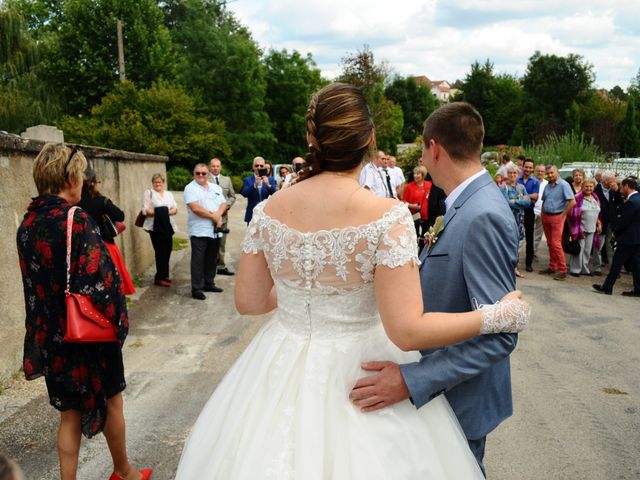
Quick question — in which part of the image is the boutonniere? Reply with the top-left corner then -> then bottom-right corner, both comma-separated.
424,215 -> 445,253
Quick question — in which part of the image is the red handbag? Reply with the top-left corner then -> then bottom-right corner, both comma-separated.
64,207 -> 118,343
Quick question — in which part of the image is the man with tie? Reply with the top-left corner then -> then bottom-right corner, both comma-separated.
241,156 -> 276,223
209,158 -> 237,276
360,150 -> 392,198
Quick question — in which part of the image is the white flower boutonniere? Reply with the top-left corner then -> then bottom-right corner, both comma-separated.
424,215 -> 445,253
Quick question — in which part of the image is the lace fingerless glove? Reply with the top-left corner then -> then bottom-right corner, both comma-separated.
477,299 -> 530,334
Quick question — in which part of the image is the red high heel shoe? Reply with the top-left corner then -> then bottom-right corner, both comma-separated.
109,469 -> 153,480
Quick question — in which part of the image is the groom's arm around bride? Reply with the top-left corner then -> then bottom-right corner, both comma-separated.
350,102 -> 520,474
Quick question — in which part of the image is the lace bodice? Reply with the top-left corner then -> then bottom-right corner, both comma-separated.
241,201 -> 419,335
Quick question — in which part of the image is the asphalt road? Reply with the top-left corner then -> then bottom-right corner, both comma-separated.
1,195 -> 638,480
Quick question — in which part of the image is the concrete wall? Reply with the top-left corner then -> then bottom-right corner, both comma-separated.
0,133 -> 168,381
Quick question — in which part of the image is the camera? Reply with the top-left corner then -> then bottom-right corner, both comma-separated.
216,227 -> 230,235
293,162 -> 304,173
257,168 -> 268,177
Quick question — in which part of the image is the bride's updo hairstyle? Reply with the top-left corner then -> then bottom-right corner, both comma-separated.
299,82 -> 374,180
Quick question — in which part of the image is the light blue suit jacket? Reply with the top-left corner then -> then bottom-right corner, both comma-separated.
400,171 -> 519,440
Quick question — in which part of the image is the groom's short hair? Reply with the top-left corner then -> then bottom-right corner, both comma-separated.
422,102 -> 484,162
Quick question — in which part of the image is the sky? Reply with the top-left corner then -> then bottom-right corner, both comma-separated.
229,0 -> 640,90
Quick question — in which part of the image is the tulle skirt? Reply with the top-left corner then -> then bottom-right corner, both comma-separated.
175,315 -> 484,479
104,241 -> 135,295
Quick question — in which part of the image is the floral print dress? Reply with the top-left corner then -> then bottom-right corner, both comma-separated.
17,195 -> 129,438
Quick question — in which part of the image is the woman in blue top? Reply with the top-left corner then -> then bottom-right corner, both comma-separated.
500,165 -> 531,277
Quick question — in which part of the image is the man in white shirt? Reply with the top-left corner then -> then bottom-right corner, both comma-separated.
387,155 -> 406,199
496,154 -> 514,178
360,150 -> 392,197
185,163 -> 228,300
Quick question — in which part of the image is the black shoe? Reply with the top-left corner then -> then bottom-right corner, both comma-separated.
203,285 -> 224,293
525,265 -> 533,273
217,268 -> 235,276
621,291 -> 640,297
592,284 -> 612,295
569,273 -> 580,277
192,290 -> 206,300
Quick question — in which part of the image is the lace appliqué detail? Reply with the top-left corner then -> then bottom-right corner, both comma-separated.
475,299 -> 531,334
241,202 -> 419,292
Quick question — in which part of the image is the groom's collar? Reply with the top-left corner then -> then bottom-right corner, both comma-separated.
443,170 -> 493,228
444,169 -> 486,211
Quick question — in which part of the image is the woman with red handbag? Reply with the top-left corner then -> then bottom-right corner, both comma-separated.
16,144 -> 151,480
79,170 -> 135,295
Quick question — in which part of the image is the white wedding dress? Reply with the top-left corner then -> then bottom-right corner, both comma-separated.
175,202 -> 484,479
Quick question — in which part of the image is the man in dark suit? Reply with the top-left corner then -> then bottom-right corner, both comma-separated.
594,177 -> 640,296
241,156 -> 276,223
209,157 -> 237,275
594,172 -> 624,265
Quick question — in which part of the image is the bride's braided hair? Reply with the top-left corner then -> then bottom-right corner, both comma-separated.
299,83 -> 374,181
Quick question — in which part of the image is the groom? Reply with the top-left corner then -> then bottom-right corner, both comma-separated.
350,102 -> 519,474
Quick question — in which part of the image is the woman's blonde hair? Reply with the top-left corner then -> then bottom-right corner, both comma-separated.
32,143 -> 87,195
582,178 -> 596,187
152,173 -> 165,183
413,166 -> 427,177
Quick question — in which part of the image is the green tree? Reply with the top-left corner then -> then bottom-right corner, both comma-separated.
579,90 -> 626,153
24,0 -> 177,115
337,46 -> 403,153
0,7 -> 60,132
385,76 -> 438,143
163,0 -> 274,171
60,81 -> 230,167
518,51 -> 594,141
620,94 -> 640,156
459,60 -> 523,145
263,49 -> 327,161
609,85 -> 627,102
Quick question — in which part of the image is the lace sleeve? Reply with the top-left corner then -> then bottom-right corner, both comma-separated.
374,205 -> 420,268
241,203 -> 266,254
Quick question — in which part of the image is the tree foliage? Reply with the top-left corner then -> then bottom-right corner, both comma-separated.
620,94 -> 640,156
385,76 -> 438,143
337,46 -> 402,153
0,7 -> 60,132
60,81 -> 230,167
164,0 -> 274,169
263,49 -> 327,162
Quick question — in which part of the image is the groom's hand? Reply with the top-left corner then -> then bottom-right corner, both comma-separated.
349,361 -> 410,412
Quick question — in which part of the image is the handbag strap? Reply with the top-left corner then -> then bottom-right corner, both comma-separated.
65,206 -> 80,295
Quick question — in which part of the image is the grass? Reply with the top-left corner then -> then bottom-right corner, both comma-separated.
173,236 -> 189,251
132,275 -> 145,288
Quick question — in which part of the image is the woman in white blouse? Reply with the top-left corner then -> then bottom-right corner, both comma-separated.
142,173 -> 178,286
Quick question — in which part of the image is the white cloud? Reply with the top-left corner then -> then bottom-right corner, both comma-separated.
229,0 -> 639,89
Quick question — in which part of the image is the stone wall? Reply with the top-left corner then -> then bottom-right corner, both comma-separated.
0,133 -> 168,382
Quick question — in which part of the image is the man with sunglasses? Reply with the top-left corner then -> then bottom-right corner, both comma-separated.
241,156 -> 276,223
184,164 -> 229,300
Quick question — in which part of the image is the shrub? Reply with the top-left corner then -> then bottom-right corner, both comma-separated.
167,166 -> 191,191
524,131 -> 604,167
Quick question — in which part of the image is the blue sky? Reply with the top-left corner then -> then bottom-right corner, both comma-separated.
230,0 -> 640,90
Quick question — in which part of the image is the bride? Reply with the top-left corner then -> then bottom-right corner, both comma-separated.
175,83 -> 529,479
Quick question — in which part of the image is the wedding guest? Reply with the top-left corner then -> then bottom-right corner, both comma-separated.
567,178 -> 602,277
241,157 -> 276,223
516,154 -> 526,176
425,173 -> 447,230
595,171 -> 624,265
277,165 -> 291,189
208,158 -> 236,276
359,150 -> 391,197
388,155 -> 406,198
496,153 -> 513,178
533,164 -> 548,258
570,168 -> 585,194
265,161 -> 273,178
402,165 -> 432,243
501,165 -> 530,277
517,159 -> 540,272
142,173 -> 177,287
594,178 -> 640,296
494,172 -> 505,187
79,169 -> 135,295
185,164 -> 228,300
594,170 -> 603,187
540,165 -> 576,281
16,143 -> 151,480
282,157 -> 305,188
